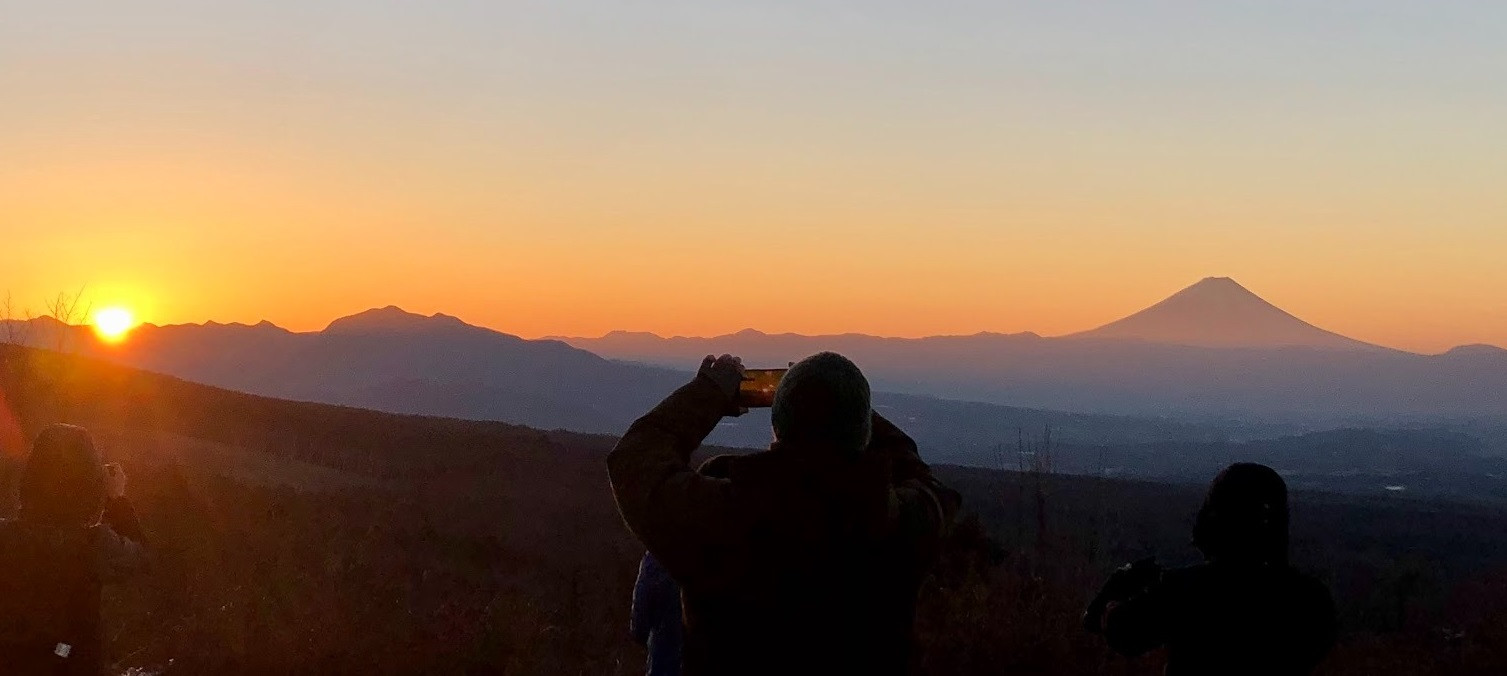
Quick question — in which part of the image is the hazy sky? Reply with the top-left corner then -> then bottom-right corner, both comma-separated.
3,1 -> 1504,352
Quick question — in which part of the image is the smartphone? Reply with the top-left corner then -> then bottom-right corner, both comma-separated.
738,368 -> 787,408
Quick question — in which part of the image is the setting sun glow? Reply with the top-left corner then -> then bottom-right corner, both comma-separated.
93,307 -> 137,343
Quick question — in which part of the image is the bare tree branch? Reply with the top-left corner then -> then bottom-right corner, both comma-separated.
41,285 -> 90,353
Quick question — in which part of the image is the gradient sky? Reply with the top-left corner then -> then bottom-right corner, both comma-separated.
3,1 -> 1504,353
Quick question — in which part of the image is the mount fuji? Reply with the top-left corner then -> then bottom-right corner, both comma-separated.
1068,277 -> 1381,350
561,278 -> 1506,422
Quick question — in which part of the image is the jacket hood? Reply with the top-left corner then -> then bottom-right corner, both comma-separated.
1192,463 -> 1290,566
21,424 -> 107,528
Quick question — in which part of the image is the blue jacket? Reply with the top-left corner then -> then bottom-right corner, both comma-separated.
631,552 -> 683,676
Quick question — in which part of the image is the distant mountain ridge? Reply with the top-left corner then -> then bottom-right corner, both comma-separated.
564,278 -> 1400,352
3,277 -> 1503,440
2,307 -> 1225,456
7,307 -> 685,434
323,306 -> 473,334
559,278 -> 1507,423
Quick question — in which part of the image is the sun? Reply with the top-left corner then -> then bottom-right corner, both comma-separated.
92,306 -> 138,343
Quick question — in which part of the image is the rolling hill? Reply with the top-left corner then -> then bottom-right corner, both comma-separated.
3,343 -> 1507,674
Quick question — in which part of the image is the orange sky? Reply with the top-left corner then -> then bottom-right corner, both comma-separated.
4,3 -> 1504,354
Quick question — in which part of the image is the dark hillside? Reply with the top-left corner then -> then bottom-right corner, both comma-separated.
2,344 -> 1506,674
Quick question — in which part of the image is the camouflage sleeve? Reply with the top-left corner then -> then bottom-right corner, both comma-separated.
1102,581 -> 1173,657
871,413 -> 929,484
872,413 -> 960,562
607,376 -> 741,589
97,497 -> 149,582
1297,575 -> 1338,671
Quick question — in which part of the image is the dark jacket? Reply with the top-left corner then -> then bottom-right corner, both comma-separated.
631,552 -> 684,676
0,497 -> 149,676
1103,561 -> 1336,676
608,376 -> 957,676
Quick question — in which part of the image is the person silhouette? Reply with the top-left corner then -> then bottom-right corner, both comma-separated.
0,424 -> 149,675
631,551 -> 683,676
608,352 -> 959,676
1086,463 -> 1336,675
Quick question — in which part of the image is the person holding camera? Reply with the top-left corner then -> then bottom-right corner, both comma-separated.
0,424 -> 150,675
1085,463 -> 1335,675
608,352 -> 959,676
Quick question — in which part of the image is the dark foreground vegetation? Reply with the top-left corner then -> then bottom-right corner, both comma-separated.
2,343 -> 1506,674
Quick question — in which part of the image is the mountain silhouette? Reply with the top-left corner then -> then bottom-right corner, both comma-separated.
560,278 -> 1507,423
1068,277 -> 1381,350
2,308 -> 1201,453
1446,344 -> 1507,358
323,306 -> 471,334
5,285 -> 1505,434
8,307 -> 689,434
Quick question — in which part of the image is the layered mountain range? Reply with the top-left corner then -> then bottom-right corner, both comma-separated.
4,278 -> 1503,458
8,306 -> 1223,456
561,278 -> 1507,423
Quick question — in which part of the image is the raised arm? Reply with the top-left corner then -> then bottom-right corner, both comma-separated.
607,356 -> 745,587
97,465 -> 148,582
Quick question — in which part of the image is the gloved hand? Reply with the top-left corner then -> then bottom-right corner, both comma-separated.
697,354 -> 747,416
1102,558 -> 1163,600
1085,558 -> 1162,634
105,463 -> 127,499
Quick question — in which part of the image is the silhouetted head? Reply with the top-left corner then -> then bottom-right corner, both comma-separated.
771,352 -> 872,457
20,424 -> 108,527
1192,463 -> 1290,565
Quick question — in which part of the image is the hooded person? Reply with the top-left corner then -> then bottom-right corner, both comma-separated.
0,424 -> 149,675
608,352 -> 959,676
1087,463 -> 1336,676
